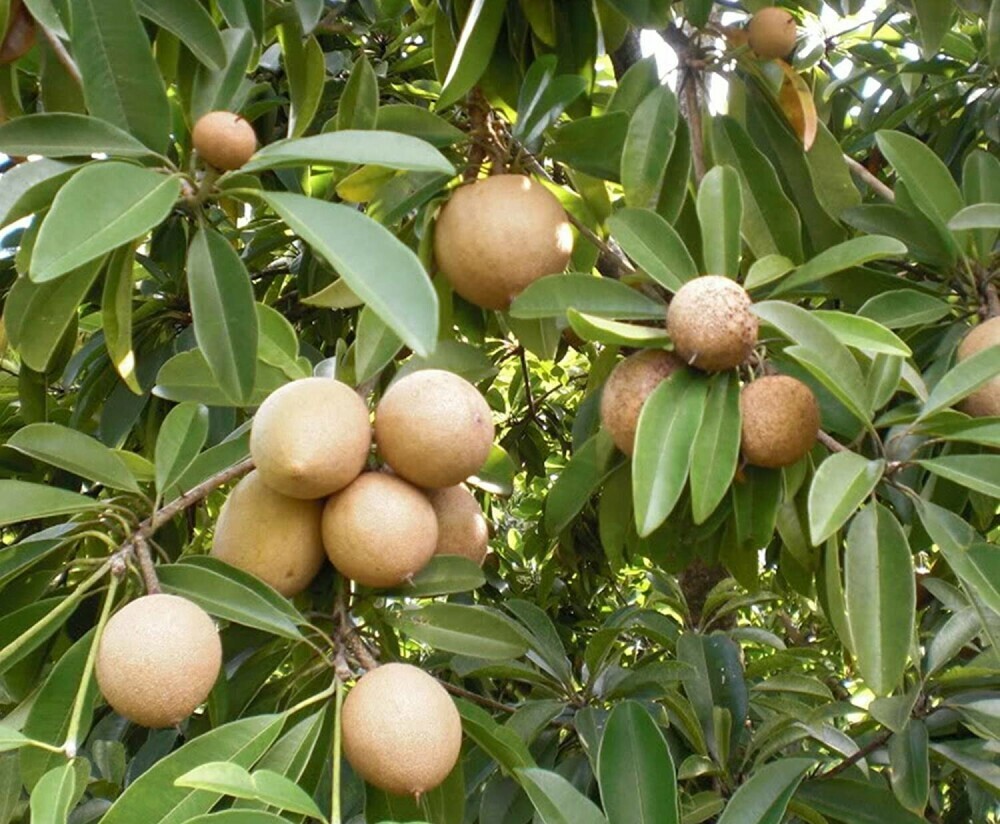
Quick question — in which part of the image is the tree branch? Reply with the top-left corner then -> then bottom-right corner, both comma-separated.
843,154 -> 895,202
819,729 -> 892,779
39,25 -> 83,87
817,430 -> 847,454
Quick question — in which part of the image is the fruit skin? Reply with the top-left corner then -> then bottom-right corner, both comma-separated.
747,6 -> 797,60
95,594 -> 221,728
210,470 -> 325,596
192,111 -> 257,171
342,662 -> 462,795
434,174 -> 573,309
957,316 -> 1000,417
250,377 -> 372,500
427,485 -> 489,565
666,276 -> 758,372
600,349 -> 684,455
0,0 -> 35,64
740,375 -> 819,468
375,369 -> 494,489
322,472 -> 437,587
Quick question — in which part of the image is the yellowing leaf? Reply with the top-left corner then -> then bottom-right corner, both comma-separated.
776,60 -> 817,151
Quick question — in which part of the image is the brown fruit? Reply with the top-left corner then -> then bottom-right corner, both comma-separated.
747,6 -> 798,60
374,369 -> 494,488
740,375 -> 819,468
427,485 -> 489,565
322,472 -> 437,587
342,663 -> 462,795
250,377 -> 372,500
0,1 -> 35,65
666,276 -> 758,372
600,349 -> 684,455
192,110 -> 257,171
210,470 -> 325,596
434,174 -> 574,309
957,316 -> 1000,417
95,594 -> 221,728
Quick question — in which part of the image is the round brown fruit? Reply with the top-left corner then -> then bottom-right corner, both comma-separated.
250,377 -> 372,500
740,375 -> 820,468
427,485 -> 489,565
95,594 -> 221,728
210,470 -> 325,596
433,174 -> 573,309
747,6 -> 798,60
374,369 -> 494,488
957,316 -> 1000,417
666,276 -> 758,372
322,472 -> 437,587
192,110 -> 257,171
0,1 -> 35,64
600,349 -> 684,455
342,662 -> 462,796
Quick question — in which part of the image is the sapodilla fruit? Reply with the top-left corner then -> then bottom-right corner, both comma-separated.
747,6 -> 798,60
250,377 -> 371,499
192,111 -> 257,171
95,594 -> 221,728
740,375 -> 819,468
210,470 -> 325,596
957,316 -> 1000,417
0,0 -> 35,65
434,174 -> 573,309
666,276 -> 758,372
427,485 -> 489,565
374,369 -> 494,488
600,349 -> 684,455
342,663 -> 462,795
322,472 -> 437,587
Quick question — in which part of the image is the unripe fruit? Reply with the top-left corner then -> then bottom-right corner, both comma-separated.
747,6 -> 797,60
342,663 -> 462,795
211,470 -> 325,596
434,174 -> 573,309
375,369 -> 494,488
322,472 -> 437,587
957,316 -> 1000,417
740,375 -> 819,468
600,349 -> 684,455
666,276 -> 758,372
0,0 -> 35,64
250,377 -> 372,500
427,485 -> 489,565
95,594 -> 221,728
192,111 -> 257,171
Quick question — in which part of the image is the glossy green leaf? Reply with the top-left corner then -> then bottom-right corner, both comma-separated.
622,87 -> 678,209
515,768 -> 608,824
689,372 -> 741,524
29,762 -> 80,824
0,480 -> 102,527
376,104 -> 465,147
545,430 -> 618,535
775,236 -> 907,295
962,150 -> 1000,261
154,403 -> 209,496
0,158 -> 79,228
100,244 -> 141,393
245,131 -> 454,175
0,726 -> 29,753
336,53 -> 378,131
0,530 -> 70,590
917,455 -> 1000,498
181,814 -> 292,824
913,0 -> 955,58
279,25 -> 324,137
811,311 -> 912,356
548,113 -> 630,181
388,555 -> 486,597
929,742 -> 1000,794
513,56 -> 587,151
135,0 -> 226,69
468,443 -> 517,496
175,763 -> 325,820
457,700 -> 535,772
354,305 -> 402,384
607,207 -> 697,292
889,721 -> 929,814
696,165 -> 742,278
808,452 -> 885,545
716,758 -> 812,824
0,114 -> 154,158
795,778 -> 926,824
858,289 -> 952,329
191,27 -> 254,119
875,131 -> 964,228
7,423 -> 139,492
918,345 -> 1000,420
510,274 -> 665,320
392,603 -> 530,660
179,556 -> 305,626
437,0 -> 507,108
153,349 -> 292,407
948,203 -> 1000,230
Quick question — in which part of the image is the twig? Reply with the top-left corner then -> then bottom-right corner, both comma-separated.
660,25 -> 706,183
518,347 -> 537,423
132,534 -> 161,594
985,282 -> 1000,318
843,155 -> 895,202
39,25 -> 83,86
817,430 -> 847,453
439,680 -> 517,714
819,729 -> 892,778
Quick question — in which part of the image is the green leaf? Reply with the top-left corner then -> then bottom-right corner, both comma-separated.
0,530 -> 70,590
29,762 -> 80,824
597,702 -> 678,824
387,555 -> 486,597
353,305 -> 402,385
917,455 -> 1000,498
689,372 -> 741,524
187,227 -> 259,405
515,768 -> 608,824
811,311 -> 912,357
845,504 -> 915,696
261,192 -> 438,357
716,758 -> 813,824
437,0 -> 507,108
191,27 -> 254,119
153,350 -> 292,407
962,150 -> 1000,261
175,763 -> 326,820
929,742 -> 1000,795
278,26 -> 324,137
545,430 -> 618,535
396,339 -> 498,385
775,236 -> 907,295
0,115 -> 129,158
505,599 -> 573,686
696,166 -> 742,278
179,556 -> 306,627
913,0 -> 955,58
72,0 -> 170,152
468,443 -> 517,496
456,699 -> 535,772
101,243 -> 141,393
30,163 -> 180,283
513,57 -> 587,151
510,274 -> 665,320
0,480 -> 102,527
889,721 -> 929,814
180,814 -> 293,824
336,53 -> 378,130
245,131 -> 454,175
991,0 -> 1000,66
0,158 -> 79,228
7,423 -> 139,492
549,113 -> 630,181
392,603 -> 530,660
947,203 -> 1000,230
858,289 -> 952,329
632,369 -> 708,536
795,778 -> 927,824
0,726 -> 29,753
135,0 -> 226,69
155,403 -> 209,496
875,131 -> 964,228
622,87 -> 678,209
918,345 -> 1000,420
807,452 -> 885,545
608,207 -> 697,292
376,104 -> 466,147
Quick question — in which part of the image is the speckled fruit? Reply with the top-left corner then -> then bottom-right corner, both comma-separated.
427,485 -> 489,565
211,470 -> 325,596
0,1 -> 35,64
740,375 -> 819,468
95,594 -> 221,728
600,349 -> 684,455
192,111 -> 257,171
434,175 -> 574,309
666,276 -> 758,372
747,6 -> 797,60
374,369 -> 494,488
342,663 -> 462,796
322,472 -> 437,587
957,316 -> 1000,417
250,377 -> 372,500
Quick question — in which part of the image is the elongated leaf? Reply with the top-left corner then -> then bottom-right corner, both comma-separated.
101,244 -> 141,393
697,166 -> 741,278
0,114 -> 154,158
808,452 -> 885,545
545,430 -> 618,535
948,203 -> 1000,230
182,814 -> 292,824
607,207 -> 697,292
175,763 -> 324,820
336,53 -> 378,130
515,768 -> 608,824
776,236 -> 907,294
155,403 -> 209,496
716,758 -> 812,824
29,762 -> 80,824
876,131 -> 964,228
918,346 -> 1000,420
392,604 -> 530,660
376,104 -> 466,147
135,0 -> 226,69
913,0 -> 955,58
549,113 -> 630,181
566,310 -> 671,347
438,0 -> 507,108
245,131 -> 453,175
812,311 -> 912,357
929,742 -> 1000,794
795,778 -> 926,824
457,700 -> 535,772
889,721 -> 929,813
858,289 -> 952,329
622,87 -> 678,209
689,372 -> 741,524
510,274 -> 665,320
0,158 -> 79,228
7,423 -> 139,492
388,555 -> 486,598
192,27 -> 253,119
0,480 -> 101,527
917,455 -> 1000,498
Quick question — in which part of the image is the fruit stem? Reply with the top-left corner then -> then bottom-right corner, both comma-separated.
331,675 -> 344,824
842,154 -> 895,202
817,430 -> 846,453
